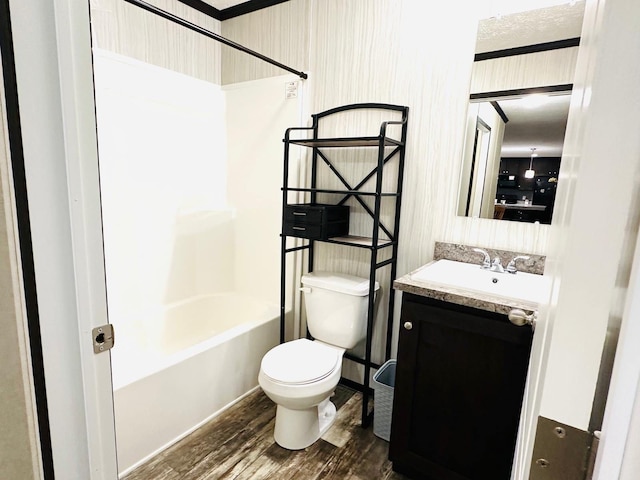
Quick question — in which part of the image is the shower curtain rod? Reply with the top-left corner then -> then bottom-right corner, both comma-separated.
123,0 -> 308,80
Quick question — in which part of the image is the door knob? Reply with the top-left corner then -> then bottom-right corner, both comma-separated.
404,321 -> 413,330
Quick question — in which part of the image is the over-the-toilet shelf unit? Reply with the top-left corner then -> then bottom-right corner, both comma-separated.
279,103 -> 409,427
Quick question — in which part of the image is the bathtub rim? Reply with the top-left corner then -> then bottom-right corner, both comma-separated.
110,293 -> 280,391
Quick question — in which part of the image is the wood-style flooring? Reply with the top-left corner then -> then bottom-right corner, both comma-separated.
124,385 -> 410,480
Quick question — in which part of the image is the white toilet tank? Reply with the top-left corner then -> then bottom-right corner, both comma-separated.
301,271 -> 379,349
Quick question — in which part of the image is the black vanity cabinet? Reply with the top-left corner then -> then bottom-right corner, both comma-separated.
389,293 -> 533,480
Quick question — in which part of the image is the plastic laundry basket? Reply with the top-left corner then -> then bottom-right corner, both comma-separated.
372,359 -> 396,441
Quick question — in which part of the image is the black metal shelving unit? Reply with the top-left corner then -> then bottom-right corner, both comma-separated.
279,103 -> 409,427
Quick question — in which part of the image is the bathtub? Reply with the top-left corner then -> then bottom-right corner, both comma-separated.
111,293 -> 280,476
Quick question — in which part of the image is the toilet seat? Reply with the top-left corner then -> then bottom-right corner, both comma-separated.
261,339 -> 340,385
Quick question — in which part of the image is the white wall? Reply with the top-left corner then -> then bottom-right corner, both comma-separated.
539,0 -> 640,433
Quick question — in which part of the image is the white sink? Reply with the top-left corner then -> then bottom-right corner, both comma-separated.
410,259 -> 552,305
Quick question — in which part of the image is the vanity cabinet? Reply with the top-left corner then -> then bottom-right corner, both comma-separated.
389,293 -> 533,480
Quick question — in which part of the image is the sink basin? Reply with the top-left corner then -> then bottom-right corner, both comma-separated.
410,259 -> 552,305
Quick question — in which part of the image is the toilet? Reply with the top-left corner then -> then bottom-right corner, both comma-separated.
258,271 -> 379,450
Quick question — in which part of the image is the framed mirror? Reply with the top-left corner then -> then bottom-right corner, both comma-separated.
457,1 -> 585,224
458,87 -> 571,224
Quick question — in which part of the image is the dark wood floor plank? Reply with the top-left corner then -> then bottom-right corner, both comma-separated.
315,394 -> 403,480
321,392 -> 361,448
167,391 -> 275,475
123,457 -> 179,480
225,442 -> 310,480
189,412 -> 277,479
273,440 -> 340,480
123,385 -> 410,480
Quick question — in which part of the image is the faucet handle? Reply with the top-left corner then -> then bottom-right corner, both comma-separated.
506,255 -> 530,274
472,248 -> 491,269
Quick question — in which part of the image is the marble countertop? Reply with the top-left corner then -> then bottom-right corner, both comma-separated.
394,263 -> 539,316
393,242 -> 547,315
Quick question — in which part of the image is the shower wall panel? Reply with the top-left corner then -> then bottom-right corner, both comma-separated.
93,50 -> 230,324
224,74 -> 305,308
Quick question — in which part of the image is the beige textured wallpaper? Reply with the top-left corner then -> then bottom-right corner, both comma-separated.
220,0 -> 561,366
307,0 -> 481,368
221,0 -> 310,85
90,0 -> 222,83
471,47 -> 579,94
0,69 -> 41,480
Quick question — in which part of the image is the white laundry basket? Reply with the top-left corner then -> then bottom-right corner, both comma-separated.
372,359 -> 396,441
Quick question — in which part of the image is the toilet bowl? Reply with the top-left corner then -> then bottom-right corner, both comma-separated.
258,271 -> 379,450
258,338 -> 344,450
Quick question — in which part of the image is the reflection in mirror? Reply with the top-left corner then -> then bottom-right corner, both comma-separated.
463,117 -> 491,217
458,89 -> 571,224
458,0 -> 584,224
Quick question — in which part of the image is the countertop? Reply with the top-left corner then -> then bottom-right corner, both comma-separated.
393,242 -> 547,315
498,203 -> 546,211
394,263 -> 539,316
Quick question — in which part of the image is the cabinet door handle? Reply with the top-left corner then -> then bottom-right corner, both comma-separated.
404,321 -> 413,330
508,309 -> 537,329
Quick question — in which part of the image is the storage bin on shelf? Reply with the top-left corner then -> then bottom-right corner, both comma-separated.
283,203 -> 349,240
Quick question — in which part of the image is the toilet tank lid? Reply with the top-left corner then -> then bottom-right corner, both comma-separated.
301,271 -> 379,296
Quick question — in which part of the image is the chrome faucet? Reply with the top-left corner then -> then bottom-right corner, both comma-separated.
473,248 -> 491,269
506,255 -> 530,274
490,256 -> 505,273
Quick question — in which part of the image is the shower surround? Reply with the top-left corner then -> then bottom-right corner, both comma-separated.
93,50 -> 302,474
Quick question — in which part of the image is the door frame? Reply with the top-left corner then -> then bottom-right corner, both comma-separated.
7,0 -> 117,478
594,226 -> 640,477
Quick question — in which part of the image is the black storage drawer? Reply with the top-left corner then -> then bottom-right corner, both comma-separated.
283,221 -> 348,240
284,203 -> 349,224
283,203 -> 349,240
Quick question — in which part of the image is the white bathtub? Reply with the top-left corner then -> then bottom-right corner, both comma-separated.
111,293 -> 280,476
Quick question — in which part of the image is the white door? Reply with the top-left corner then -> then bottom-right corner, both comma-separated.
8,0 -> 118,478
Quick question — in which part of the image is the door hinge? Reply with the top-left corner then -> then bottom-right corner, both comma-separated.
92,324 -> 114,354
530,416 -> 593,480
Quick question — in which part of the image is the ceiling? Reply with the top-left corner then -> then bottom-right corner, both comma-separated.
199,0 -> 250,9
476,1 -> 585,53
496,93 -> 571,158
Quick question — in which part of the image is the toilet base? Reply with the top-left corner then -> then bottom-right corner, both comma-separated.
273,397 -> 337,450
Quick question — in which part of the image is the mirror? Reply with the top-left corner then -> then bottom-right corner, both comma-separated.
458,1 -> 585,224
458,89 -> 571,223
